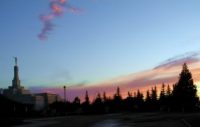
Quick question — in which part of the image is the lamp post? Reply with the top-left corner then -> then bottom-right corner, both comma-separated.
63,85 -> 66,103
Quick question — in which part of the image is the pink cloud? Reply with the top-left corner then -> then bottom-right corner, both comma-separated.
38,0 -> 81,40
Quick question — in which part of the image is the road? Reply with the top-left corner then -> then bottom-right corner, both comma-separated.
14,113 -> 200,127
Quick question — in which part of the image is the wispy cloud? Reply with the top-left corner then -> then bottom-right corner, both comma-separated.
38,0 -> 81,40
154,51 -> 200,69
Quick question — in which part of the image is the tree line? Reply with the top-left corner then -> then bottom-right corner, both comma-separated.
48,63 -> 199,115
0,63 -> 199,117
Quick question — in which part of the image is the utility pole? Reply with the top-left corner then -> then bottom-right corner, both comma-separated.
63,85 -> 66,103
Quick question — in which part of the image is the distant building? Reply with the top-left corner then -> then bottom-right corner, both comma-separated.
3,57 -> 61,110
35,93 -> 61,107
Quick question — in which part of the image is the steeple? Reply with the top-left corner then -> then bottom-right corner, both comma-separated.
12,57 -> 20,88
15,57 -> 17,66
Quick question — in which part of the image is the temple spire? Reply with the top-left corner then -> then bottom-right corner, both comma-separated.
14,57 -> 17,66
12,57 -> 20,88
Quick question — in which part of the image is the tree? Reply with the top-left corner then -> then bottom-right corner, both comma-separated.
151,86 -> 157,101
136,90 -> 144,100
71,96 -> 81,112
127,91 -> 132,97
82,91 -> 90,113
172,63 -> 198,111
73,96 -> 81,105
159,83 -> 167,111
160,83 -> 165,100
73,96 -> 81,108
92,93 -> 104,113
116,87 -> 121,97
145,89 -> 151,111
114,86 -> 122,100
85,90 -> 90,105
113,87 -> 123,112
135,90 -> 144,110
145,89 -> 151,102
165,84 -> 172,111
102,91 -> 111,113
103,91 -> 107,102
166,84 -> 171,97
150,86 -> 158,111
94,93 -> 102,104
124,91 -> 134,111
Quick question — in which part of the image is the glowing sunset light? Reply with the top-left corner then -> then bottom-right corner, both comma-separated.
30,52 -> 200,101
2,0 -> 200,106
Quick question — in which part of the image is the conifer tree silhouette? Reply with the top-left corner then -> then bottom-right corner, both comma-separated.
92,93 -> 103,113
82,91 -> 90,113
85,91 -> 90,105
172,63 -> 198,111
150,86 -> 158,111
103,91 -> 107,102
72,96 -> 81,112
145,89 -> 151,111
124,91 -> 134,111
159,83 -> 166,111
113,87 -> 122,112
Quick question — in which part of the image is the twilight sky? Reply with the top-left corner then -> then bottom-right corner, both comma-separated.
1,0 -> 200,100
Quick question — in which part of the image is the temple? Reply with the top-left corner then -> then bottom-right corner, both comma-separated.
4,57 -> 31,95
3,58 -> 61,110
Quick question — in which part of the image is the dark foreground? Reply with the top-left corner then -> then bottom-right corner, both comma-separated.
13,113 -> 200,127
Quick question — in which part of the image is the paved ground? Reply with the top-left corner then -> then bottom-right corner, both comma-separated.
15,115 -> 109,127
14,113 -> 200,127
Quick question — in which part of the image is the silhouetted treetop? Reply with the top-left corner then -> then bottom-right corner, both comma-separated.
172,63 -> 198,111
103,92 -> 107,102
178,63 -> 193,86
160,83 -> 165,100
128,91 -> 132,97
84,90 -> 90,104
151,86 -> 157,101
114,87 -> 122,100
116,87 -> 121,97
145,90 -> 151,101
166,84 -> 171,97
73,96 -> 80,104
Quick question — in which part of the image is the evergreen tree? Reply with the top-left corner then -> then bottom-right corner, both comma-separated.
133,92 -> 137,98
103,91 -> 107,102
95,93 -> 102,104
160,83 -> 165,100
92,93 -> 103,113
135,90 -> 144,110
145,89 -> 151,102
73,96 -> 81,105
116,87 -> 121,97
166,84 -> 171,97
159,83 -> 166,111
151,86 -> 158,111
151,86 -> 157,101
136,90 -> 144,100
85,90 -> 90,105
165,84 -> 172,112
145,89 -> 151,111
113,87 -> 122,112
124,91 -> 134,111
128,91 -> 132,97
114,87 -> 122,100
82,90 -> 90,113
172,63 -> 198,111
72,96 -> 81,111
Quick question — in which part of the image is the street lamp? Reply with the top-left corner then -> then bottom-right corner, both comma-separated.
63,85 -> 66,102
